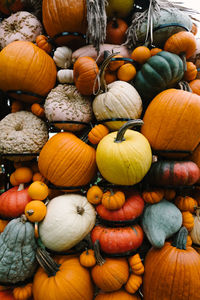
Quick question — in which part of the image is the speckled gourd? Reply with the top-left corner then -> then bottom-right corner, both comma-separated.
0,215 -> 37,283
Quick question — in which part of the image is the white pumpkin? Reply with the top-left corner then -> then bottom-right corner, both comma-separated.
39,194 -> 96,252
0,11 -> 43,49
190,209 -> 200,245
53,46 -> 72,68
44,84 -> 93,131
57,69 -> 74,83
92,80 -> 143,130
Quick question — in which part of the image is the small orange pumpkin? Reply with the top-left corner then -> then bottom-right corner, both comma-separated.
182,211 -> 194,231
79,249 -> 96,267
189,79 -> 200,96
124,273 -> 142,294
183,62 -> 197,81
28,181 -> 49,200
36,35 -> 53,54
150,47 -> 162,56
25,200 -> 47,222
10,172 -> 19,186
128,253 -> 144,275
32,172 -> 46,182
102,190 -> 126,210
131,46 -> 151,64
117,63 -> 136,82
13,167 -> 33,184
187,235 -> 193,247
142,188 -> 164,204
175,195 -> 197,213
164,189 -> 176,201
88,124 -> 109,145
13,283 -> 33,300
11,100 -> 24,113
31,103 -> 45,118
87,185 -> 103,205
104,68 -> 117,84
108,55 -> 124,71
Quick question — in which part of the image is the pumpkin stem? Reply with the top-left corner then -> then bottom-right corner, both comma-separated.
26,209 -> 34,216
20,214 -> 27,224
94,240 -> 105,266
36,247 -> 60,277
115,119 -> 144,143
177,81 -> 192,92
172,226 -> 188,250
18,183 -> 24,191
112,17 -> 119,29
77,206 -> 84,215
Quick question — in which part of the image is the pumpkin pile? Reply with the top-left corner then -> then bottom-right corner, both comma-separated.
0,0 -> 200,299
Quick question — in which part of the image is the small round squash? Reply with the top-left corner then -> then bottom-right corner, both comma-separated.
25,200 -> 47,223
79,249 -> 96,268
13,167 -> 33,184
28,181 -> 49,200
87,186 -> 103,205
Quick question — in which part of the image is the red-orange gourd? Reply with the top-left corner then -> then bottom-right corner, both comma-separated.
106,18 -> 128,45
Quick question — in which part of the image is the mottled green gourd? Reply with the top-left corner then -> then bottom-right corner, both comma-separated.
0,215 -> 37,283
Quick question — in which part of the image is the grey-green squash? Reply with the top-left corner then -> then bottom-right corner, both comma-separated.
142,199 -> 182,248
0,215 -> 37,283
133,51 -> 184,107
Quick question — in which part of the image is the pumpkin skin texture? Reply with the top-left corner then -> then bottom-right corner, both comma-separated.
0,185 -> 32,218
13,283 -> 33,300
33,255 -> 93,300
42,0 -> 87,50
91,224 -> 144,254
0,290 -> 15,299
142,199 -> 183,248
145,160 -> 200,187
143,227 -> 200,300
39,194 -> 96,252
96,121 -> 152,185
38,132 -> 97,187
141,89 -> 200,157
133,51 -> 184,105
0,41 -> 57,103
0,215 -> 37,284
95,290 -> 141,300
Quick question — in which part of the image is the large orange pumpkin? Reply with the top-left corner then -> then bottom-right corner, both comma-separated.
0,41 -> 57,103
141,89 -> 200,157
38,132 -> 97,187
42,0 -> 87,49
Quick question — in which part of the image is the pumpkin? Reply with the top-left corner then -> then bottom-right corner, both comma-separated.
128,253 -> 144,275
131,46 -> 151,64
91,241 -> 129,292
0,41 -> 57,103
117,63 -> 136,82
106,18 -> 128,45
33,248 -> 93,300
142,199 -> 183,248
0,215 -> 37,283
104,68 -> 117,84
143,227 -> 200,300
28,181 -> 49,200
53,46 -> 72,69
175,196 -> 197,213
95,290 -> 141,300
38,132 -> 97,187
57,69 -> 74,84
42,0 -> 87,49
87,185 -> 103,205
13,283 -> 33,300
0,184 -> 32,218
133,51 -> 184,105
39,194 -> 96,252
96,190 -> 144,224
189,79 -> 200,95
150,47 -> 162,56
96,120 -> 152,185
0,11 -> 43,50
35,35 -> 52,54
144,160 -> 200,187
73,56 -> 99,96
142,188 -> 164,204
25,200 -> 47,223
141,89 -> 200,157
0,290 -> 15,299
79,249 -> 96,268
44,84 -> 93,132
13,167 -> 33,184
0,0 -> 23,15
11,100 -> 23,113
88,124 -> 109,145
190,208 -> 200,245
10,172 -> 19,186
187,235 -> 193,247
164,189 -> 176,201
183,61 -> 197,81
108,55 -> 124,72
124,273 -> 142,294
182,211 -> 194,232
31,103 -> 45,118
101,190 -> 125,210
32,172 -> 46,182
93,80 -> 142,130
164,31 -> 197,59
91,224 -> 143,254
0,111 -> 49,161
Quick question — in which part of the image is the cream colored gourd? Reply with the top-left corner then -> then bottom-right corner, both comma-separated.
92,81 -> 142,130
39,194 -> 96,252
190,208 -> 200,245
53,46 -> 72,68
57,69 -> 74,83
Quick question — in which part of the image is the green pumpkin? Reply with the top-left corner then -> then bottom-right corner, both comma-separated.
0,215 -> 37,283
133,51 -> 184,106
142,199 -> 182,248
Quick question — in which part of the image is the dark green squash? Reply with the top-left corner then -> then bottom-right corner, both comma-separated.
133,51 -> 184,106
0,215 -> 37,284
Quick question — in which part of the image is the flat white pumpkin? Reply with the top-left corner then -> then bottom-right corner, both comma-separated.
0,11 -> 43,49
39,194 -> 96,252
92,80 -> 142,130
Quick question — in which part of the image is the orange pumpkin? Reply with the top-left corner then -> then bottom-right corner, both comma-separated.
175,195 -> 197,213
183,62 -> 197,81
189,79 -> 200,95
0,219 -> 9,232
32,172 -> 46,182
79,249 -> 96,267
88,124 -> 109,145
142,188 -> 164,204
108,55 -> 124,71
101,190 -> 126,210
36,35 -> 53,54
11,100 -> 24,113
106,18 -> 128,45
182,211 -> 194,231
13,167 -> 33,184
13,283 -> 33,300
117,63 -> 136,82
28,181 -> 49,200
87,185 -> 103,205
0,41 -> 57,103
31,103 -> 45,118
128,253 -> 144,275
95,290 -> 141,300
164,189 -> 176,201
131,46 -> 151,64
124,273 -> 142,294
150,47 -> 162,56
104,68 -> 117,84
25,200 -> 47,222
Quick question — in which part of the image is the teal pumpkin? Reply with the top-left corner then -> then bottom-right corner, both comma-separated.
0,215 -> 37,283
133,51 -> 184,106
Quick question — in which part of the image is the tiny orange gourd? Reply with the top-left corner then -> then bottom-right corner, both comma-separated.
25,200 -> 47,222
183,61 -> 197,81
11,100 -> 24,113
131,46 -> 151,64
101,190 -> 125,210
88,124 -> 109,145
104,68 -> 117,84
117,63 -> 136,81
182,211 -> 194,231
28,181 -> 49,200
13,167 -> 33,184
142,188 -> 164,204
10,172 -> 19,186
79,249 -> 96,267
0,219 -> 9,232
128,253 -> 144,275
164,189 -> 176,201
36,35 -> 53,54
150,47 -> 162,56
31,103 -> 45,118
87,185 -> 103,205
175,195 -> 197,213
124,273 -> 143,294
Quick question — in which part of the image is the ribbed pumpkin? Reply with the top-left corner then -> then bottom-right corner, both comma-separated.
0,41 -> 57,103
141,89 -> 200,157
143,227 -> 200,300
42,0 -> 87,49
95,290 -> 141,300
38,132 -> 97,187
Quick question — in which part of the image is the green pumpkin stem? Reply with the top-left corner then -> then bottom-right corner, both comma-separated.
115,119 -> 144,143
36,247 -> 60,277
177,81 -> 192,93
94,240 -> 105,266
172,226 -> 188,250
